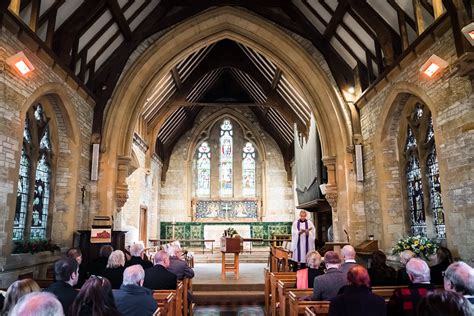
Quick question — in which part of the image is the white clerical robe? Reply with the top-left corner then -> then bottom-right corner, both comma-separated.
291,219 -> 315,263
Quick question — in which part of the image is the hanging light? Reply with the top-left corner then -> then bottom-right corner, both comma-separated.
6,51 -> 35,76
461,22 -> 474,46
420,54 -> 448,78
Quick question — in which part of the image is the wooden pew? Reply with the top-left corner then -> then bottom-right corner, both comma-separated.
277,279 -> 300,316
153,290 -> 176,316
304,306 -> 316,316
183,278 -> 194,316
372,285 -> 405,300
153,307 -> 161,316
265,269 -> 295,315
269,272 -> 296,316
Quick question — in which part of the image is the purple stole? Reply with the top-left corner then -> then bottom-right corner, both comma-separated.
296,219 -> 309,262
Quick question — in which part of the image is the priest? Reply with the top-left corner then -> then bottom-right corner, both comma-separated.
291,210 -> 315,269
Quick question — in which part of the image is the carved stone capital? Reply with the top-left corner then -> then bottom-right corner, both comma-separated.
116,156 -> 132,210
116,189 -> 129,210
326,192 -> 338,209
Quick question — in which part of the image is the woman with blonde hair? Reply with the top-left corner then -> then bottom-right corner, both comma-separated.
102,250 -> 126,289
1,279 -> 40,315
297,250 -> 324,288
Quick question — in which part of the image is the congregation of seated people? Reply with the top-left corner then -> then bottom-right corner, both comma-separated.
0,243 -> 194,316
294,245 -> 474,316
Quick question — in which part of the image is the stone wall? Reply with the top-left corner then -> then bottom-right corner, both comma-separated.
0,27 -> 94,282
360,29 -> 473,260
159,107 -> 294,224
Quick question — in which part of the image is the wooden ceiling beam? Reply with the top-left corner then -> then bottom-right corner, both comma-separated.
107,0 -> 132,41
38,0 -> 64,27
271,68 -> 282,90
323,2 -> 350,39
171,67 -> 182,89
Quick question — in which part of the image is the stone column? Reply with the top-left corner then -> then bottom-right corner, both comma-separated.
116,155 -> 132,211
322,156 -> 340,241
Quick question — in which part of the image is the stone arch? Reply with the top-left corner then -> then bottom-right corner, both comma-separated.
373,81 -> 447,250
13,82 -> 82,246
101,6 -> 352,218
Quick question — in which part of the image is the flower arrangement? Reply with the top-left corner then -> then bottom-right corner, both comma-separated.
392,235 -> 438,259
13,239 -> 60,254
223,227 -> 240,238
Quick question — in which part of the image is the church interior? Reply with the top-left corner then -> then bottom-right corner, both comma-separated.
0,0 -> 473,315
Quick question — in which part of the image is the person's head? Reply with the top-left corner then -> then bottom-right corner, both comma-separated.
406,258 -> 431,283
436,247 -> 453,264
399,250 -> 416,266
305,250 -> 322,269
10,292 -> 63,316
299,210 -> 307,221
69,276 -> 116,316
154,250 -> 170,268
66,248 -> 82,265
129,243 -> 145,258
323,251 -> 341,269
2,279 -> 40,314
123,265 -> 145,286
444,261 -> 474,295
341,245 -> 356,261
371,250 -> 387,267
54,257 -> 79,285
347,265 -> 371,288
99,245 -> 114,258
417,291 -> 472,316
166,245 -> 177,257
107,250 -> 125,268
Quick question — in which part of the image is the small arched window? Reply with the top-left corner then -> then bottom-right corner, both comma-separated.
13,104 -> 53,240
242,142 -> 256,196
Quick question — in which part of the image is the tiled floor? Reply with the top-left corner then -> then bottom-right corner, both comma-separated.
194,305 -> 265,316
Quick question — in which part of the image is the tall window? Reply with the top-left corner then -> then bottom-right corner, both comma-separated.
13,104 -> 53,240
219,119 -> 233,196
401,102 -> 445,239
242,142 -> 256,196
196,142 -> 211,196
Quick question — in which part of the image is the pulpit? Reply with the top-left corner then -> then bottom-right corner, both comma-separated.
220,237 -> 242,280
74,230 -> 127,266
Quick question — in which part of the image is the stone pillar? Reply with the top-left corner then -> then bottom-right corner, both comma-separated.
116,156 -> 132,211
322,156 -> 340,241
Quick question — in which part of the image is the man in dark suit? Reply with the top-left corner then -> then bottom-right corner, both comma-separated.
166,246 -> 195,280
340,245 -> 357,280
114,265 -> 157,316
387,258 -> 434,316
443,261 -> 474,304
44,257 -> 79,315
143,250 -> 177,290
312,251 -> 346,301
125,243 -> 153,270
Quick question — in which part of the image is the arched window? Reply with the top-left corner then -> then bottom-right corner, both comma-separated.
13,104 -> 53,240
401,102 -> 445,239
196,142 -> 211,197
219,119 -> 233,196
242,142 -> 256,196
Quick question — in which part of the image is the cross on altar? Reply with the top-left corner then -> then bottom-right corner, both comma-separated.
222,203 -> 232,218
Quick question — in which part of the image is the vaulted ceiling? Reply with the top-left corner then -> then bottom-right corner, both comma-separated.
2,0 -> 471,164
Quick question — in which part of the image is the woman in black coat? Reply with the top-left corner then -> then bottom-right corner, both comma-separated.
368,251 -> 397,286
329,265 -> 386,316
101,250 -> 126,289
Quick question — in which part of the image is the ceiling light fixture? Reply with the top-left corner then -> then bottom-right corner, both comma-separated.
461,22 -> 474,46
6,51 -> 35,76
347,86 -> 355,94
420,54 -> 448,78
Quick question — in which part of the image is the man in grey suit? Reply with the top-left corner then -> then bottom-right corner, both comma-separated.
340,245 -> 357,280
312,251 -> 347,301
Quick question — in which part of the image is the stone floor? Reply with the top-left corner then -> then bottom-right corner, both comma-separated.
193,263 -> 266,285
194,305 -> 265,316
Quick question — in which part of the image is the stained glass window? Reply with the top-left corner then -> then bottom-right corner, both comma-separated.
220,119 -> 233,196
13,147 -> 30,240
196,142 -> 211,196
405,126 -> 417,151
30,154 -> 51,239
242,142 -> 256,196
426,117 -> 434,143
414,103 -> 424,121
406,155 -> 426,236
427,147 -> 445,239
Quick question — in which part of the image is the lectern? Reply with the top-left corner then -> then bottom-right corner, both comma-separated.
220,237 -> 242,280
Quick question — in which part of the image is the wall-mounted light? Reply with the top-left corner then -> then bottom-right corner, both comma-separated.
347,86 -> 355,94
420,54 -> 448,78
461,22 -> 474,46
6,51 -> 35,76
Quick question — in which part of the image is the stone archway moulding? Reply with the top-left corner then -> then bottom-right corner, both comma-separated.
101,7 -> 352,214
373,81 -> 448,250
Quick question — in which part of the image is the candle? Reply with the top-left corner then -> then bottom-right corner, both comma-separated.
172,217 -> 176,225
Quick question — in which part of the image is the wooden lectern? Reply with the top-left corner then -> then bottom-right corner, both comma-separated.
220,237 -> 242,280
355,240 -> 378,257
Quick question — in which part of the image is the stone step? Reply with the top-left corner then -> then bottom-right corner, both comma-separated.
192,290 -> 265,304
193,283 -> 264,292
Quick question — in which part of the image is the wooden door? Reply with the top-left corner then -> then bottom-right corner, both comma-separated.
139,206 -> 148,244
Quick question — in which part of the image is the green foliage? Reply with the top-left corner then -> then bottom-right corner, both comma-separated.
392,235 -> 438,259
223,227 -> 240,238
13,239 -> 60,254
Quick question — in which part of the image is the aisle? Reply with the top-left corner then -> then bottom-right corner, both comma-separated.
194,305 -> 264,316
192,263 -> 266,306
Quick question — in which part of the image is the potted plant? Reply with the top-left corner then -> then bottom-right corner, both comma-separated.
392,235 -> 438,260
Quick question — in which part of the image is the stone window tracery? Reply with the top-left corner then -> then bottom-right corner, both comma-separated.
13,104 -> 53,240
